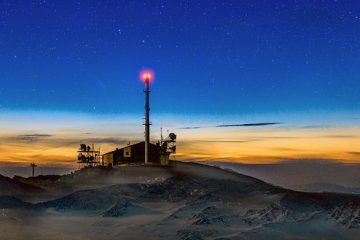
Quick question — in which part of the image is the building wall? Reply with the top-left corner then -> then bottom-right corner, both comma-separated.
104,142 -> 161,165
103,152 -> 113,166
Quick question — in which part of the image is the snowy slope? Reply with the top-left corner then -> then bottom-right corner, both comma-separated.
1,161 -> 360,240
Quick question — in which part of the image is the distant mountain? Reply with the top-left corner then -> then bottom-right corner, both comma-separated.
0,164 -> 73,177
291,183 -> 360,194
1,161 -> 360,240
0,174 -> 45,198
205,160 -> 360,191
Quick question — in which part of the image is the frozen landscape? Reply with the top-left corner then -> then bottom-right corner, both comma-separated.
1,161 -> 360,240
1,1 -> 360,239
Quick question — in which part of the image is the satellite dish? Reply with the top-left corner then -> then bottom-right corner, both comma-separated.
169,133 -> 177,141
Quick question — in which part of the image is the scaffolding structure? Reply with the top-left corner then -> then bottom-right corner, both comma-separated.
77,144 -> 101,166
158,132 -> 177,163
161,132 -> 177,154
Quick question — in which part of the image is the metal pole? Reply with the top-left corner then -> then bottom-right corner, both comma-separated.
30,163 -> 36,177
144,81 -> 150,164
160,127 -> 163,145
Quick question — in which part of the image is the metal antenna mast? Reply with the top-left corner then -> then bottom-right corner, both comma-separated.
145,80 -> 150,164
141,70 -> 153,164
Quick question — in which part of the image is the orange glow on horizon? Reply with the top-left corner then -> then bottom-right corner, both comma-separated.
0,125 -> 359,167
0,111 -> 359,168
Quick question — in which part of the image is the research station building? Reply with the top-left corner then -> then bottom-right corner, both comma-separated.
102,141 -> 171,166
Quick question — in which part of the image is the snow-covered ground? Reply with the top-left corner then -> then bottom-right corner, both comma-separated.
1,161 -> 360,240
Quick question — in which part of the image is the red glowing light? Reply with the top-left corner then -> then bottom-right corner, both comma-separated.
140,70 -> 154,84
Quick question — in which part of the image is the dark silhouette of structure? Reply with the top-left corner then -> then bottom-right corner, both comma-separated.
30,163 -> 37,177
102,133 -> 177,166
78,71 -> 176,167
77,144 -> 101,166
103,141 -> 159,166
141,71 -> 152,164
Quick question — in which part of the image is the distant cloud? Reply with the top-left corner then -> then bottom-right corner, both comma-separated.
271,147 -> 301,152
216,122 -> 281,128
178,126 -> 203,129
14,134 -> 53,142
261,136 -> 298,139
44,137 -> 132,148
301,125 -> 334,129
349,152 -> 360,156
179,122 -> 282,130
19,134 -> 53,137
2,133 -> 131,148
325,135 -> 357,139
201,140 -> 255,143
83,138 -> 131,146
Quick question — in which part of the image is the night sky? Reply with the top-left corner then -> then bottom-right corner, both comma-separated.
0,0 -> 359,166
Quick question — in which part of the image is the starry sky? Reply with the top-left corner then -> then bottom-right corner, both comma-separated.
0,0 -> 360,167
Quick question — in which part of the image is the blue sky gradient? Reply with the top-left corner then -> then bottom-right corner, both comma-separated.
1,0 -> 360,115
0,1 -> 360,166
